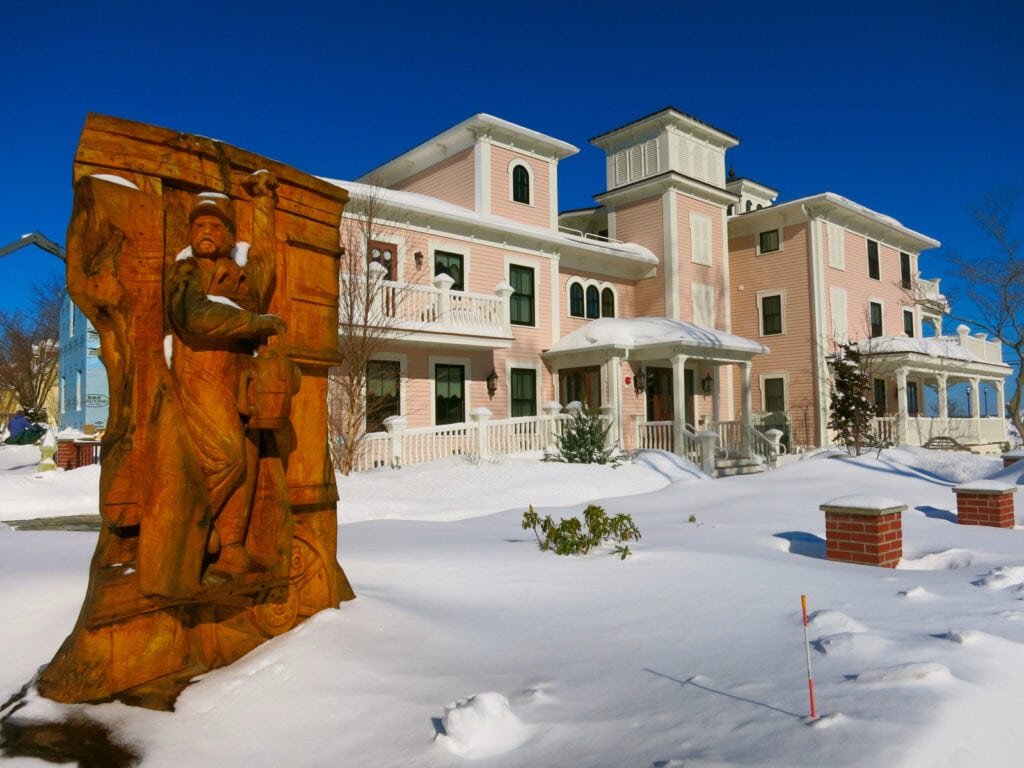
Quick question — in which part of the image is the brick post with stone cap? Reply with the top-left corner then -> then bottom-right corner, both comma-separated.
952,481 -> 1017,528
821,494 -> 906,568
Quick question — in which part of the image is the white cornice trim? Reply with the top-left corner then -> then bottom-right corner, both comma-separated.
595,171 -> 738,208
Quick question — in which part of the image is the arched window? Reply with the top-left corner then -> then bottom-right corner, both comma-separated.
601,287 -> 615,317
745,200 -> 753,212
569,283 -> 584,317
585,286 -> 599,319
512,164 -> 531,204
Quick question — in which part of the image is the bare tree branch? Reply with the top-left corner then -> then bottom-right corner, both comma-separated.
328,182 -> 425,474
0,273 -> 64,419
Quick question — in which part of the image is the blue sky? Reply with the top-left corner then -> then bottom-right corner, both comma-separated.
2,0 -> 1022,319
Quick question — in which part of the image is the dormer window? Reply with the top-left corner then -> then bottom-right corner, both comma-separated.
511,162 -> 531,204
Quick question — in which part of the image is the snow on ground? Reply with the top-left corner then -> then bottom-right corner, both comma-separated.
3,443 -> 1024,766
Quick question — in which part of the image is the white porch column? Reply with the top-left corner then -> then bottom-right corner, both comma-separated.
671,353 -> 688,458
969,376 -> 981,441
936,372 -> 949,439
895,368 -> 908,445
741,361 -> 753,454
711,366 -> 721,425
607,355 -> 623,448
996,379 -> 1008,445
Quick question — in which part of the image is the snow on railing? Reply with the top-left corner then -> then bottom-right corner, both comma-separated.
344,407 -> 624,473
339,273 -> 511,337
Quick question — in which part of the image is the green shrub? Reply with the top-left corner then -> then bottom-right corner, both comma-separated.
545,403 -> 618,465
522,503 -> 641,560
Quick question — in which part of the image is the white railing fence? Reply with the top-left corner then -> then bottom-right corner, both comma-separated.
344,403 -> 612,473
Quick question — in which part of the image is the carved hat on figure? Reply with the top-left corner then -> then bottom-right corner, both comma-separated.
188,191 -> 236,233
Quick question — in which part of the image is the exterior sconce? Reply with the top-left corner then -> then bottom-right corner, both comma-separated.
701,373 -> 714,396
634,371 -> 646,395
486,369 -> 499,398
414,251 -> 424,267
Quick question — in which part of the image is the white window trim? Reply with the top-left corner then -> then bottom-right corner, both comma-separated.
428,239 -> 470,290
364,352 -> 407,432
363,235 -> 406,281
508,158 -> 534,207
759,372 -> 789,413
866,237 -> 881,280
902,306 -> 917,337
868,297 -> 885,337
505,255 -> 540,327
566,277 -> 618,319
690,211 -> 713,266
756,227 -> 782,256
826,222 -> 845,270
757,289 -> 786,337
505,360 -> 542,417
429,355 -> 472,425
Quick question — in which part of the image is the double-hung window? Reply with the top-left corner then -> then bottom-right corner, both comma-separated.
509,368 -> 537,417
760,294 -> 783,335
870,301 -> 883,337
867,240 -> 880,280
509,265 -> 535,326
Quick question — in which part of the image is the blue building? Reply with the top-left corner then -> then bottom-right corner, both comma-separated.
58,293 -> 109,431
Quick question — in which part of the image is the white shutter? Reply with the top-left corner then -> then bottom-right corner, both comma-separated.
692,283 -> 716,328
629,144 -> 644,181
614,150 -> 629,186
678,138 -> 691,176
690,213 -> 712,265
644,139 -> 659,176
827,222 -> 845,269
830,287 -> 848,343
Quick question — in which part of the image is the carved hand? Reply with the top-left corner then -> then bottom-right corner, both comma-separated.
260,314 -> 287,337
242,170 -> 279,200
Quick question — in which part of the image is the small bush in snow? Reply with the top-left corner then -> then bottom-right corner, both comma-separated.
545,403 -> 618,465
522,504 -> 640,559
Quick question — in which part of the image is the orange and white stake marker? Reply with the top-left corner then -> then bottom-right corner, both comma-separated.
801,594 -> 817,719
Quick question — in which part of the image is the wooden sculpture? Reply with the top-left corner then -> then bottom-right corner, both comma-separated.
36,115 -> 354,710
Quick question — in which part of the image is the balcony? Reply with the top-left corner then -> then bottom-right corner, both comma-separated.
915,276 -> 949,314
340,269 -> 514,349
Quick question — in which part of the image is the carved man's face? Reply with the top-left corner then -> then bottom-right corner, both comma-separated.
190,214 -> 233,259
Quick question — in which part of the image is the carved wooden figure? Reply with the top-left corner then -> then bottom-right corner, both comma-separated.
37,115 -> 354,709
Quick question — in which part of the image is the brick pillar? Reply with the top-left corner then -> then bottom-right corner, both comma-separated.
56,438 -> 79,470
1001,452 -> 1024,469
952,481 -> 1017,528
821,495 -> 906,568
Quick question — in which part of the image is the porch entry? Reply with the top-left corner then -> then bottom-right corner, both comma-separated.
559,366 -> 601,409
645,367 -> 695,428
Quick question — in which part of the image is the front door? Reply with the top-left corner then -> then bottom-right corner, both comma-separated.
646,367 -> 696,427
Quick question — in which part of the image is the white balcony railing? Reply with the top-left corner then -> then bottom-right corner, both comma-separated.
340,270 -> 513,340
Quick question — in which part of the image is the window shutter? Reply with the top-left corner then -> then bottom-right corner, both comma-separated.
827,223 -> 845,269
644,139 -> 659,176
614,150 -> 629,186
629,145 -> 644,181
830,287 -> 848,343
690,213 -> 712,265
692,283 -> 715,328
678,138 -> 691,175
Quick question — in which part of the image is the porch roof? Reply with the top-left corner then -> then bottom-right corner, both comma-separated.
855,335 -> 1011,378
543,317 -> 768,363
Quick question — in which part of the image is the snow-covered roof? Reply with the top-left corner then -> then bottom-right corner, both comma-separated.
856,336 -> 983,363
545,317 -> 768,357
731,192 -> 940,251
321,179 -> 659,267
